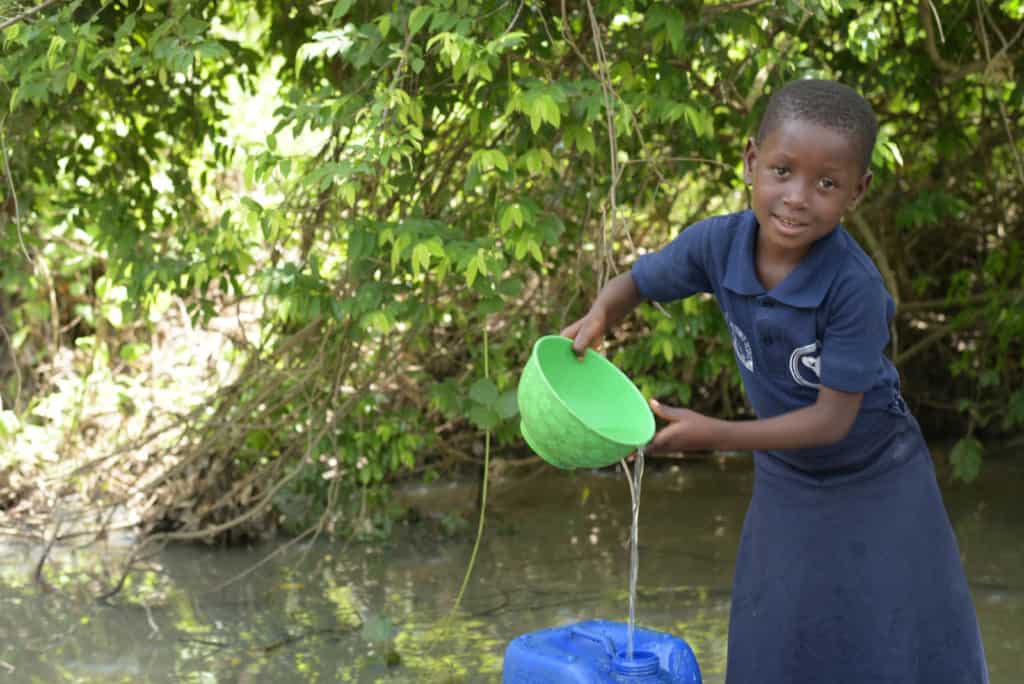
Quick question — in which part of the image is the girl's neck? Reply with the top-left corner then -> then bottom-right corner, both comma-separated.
755,237 -> 808,291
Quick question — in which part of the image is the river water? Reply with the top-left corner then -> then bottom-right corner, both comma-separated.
1,451 -> 1021,683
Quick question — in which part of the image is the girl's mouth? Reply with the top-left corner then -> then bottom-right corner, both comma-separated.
773,214 -> 806,236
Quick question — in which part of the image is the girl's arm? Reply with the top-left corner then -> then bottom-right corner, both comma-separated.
648,386 -> 863,454
561,272 -> 645,356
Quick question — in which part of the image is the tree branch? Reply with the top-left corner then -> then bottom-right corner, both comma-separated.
0,0 -> 66,31
898,292 -> 1023,313
917,0 -> 987,80
702,0 -> 773,14
846,211 -> 900,356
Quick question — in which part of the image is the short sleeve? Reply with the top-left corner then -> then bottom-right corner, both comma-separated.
819,275 -> 895,393
631,218 -> 715,302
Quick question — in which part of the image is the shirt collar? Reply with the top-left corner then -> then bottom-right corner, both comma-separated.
722,210 -> 844,308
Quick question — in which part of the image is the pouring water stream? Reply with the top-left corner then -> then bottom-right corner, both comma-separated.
621,446 -> 646,660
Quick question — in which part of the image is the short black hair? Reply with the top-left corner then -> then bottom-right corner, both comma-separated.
757,79 -> 878,172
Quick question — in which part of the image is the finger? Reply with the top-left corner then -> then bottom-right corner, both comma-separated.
559,319 -> 582,340
571,320 -> 599,358
649,398 -> 686,421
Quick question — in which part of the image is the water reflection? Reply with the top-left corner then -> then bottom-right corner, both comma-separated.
0,454 -> 1021,683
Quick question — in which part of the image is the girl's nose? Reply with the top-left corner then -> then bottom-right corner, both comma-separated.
783,182 -> 810,208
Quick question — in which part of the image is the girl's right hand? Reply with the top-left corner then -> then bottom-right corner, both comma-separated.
560,309 -> 607,358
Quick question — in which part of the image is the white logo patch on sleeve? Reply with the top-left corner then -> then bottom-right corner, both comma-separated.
789,342 -> 822,388
728,318 -> 754,372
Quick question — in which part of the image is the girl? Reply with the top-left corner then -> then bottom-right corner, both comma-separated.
561,79 -> 988,683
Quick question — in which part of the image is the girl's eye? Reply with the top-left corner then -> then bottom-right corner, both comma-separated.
819,177 -> 836,189
771,166 -> 789,177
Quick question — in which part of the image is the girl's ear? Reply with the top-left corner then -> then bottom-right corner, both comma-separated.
848,171 -> 873,209
743,137 -> 757,185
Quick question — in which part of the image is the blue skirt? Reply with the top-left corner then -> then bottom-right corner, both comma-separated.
726,414 -> 988,684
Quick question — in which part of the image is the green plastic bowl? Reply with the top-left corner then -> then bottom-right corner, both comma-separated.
517,335 -> 655,469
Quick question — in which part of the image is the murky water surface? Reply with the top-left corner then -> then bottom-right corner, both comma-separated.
1,453 -> 1021,683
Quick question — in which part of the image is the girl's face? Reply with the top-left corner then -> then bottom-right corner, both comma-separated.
743,118 -> 871,261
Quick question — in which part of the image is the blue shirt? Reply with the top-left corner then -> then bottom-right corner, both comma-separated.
632,210 -> 909,473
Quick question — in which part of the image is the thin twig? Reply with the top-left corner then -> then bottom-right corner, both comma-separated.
0,118 -> 30,263
702,0 -> 772,14
204,515 -> 318,594
584,0 -> 620,288
620,155 -> 732,171
33,505 -> 61,593
846,212 -> 900,357
918,0 -> 986,80
927,0 -> 945,43
503,0 -> 524,34
974,0 -> 1024,188
143,601 -> 160,636
898,291 -> 1022,313
0,0 -> 66,31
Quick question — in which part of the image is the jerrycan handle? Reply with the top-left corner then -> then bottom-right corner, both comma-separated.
569,626 -> 617,658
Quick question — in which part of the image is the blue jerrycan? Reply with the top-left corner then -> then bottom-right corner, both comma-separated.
502,619 -> 702,683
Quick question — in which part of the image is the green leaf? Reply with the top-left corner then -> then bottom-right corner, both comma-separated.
411,238 -> 443,275
468,404 -> 500,430
430,379 -> 461,415
469,378 -> 499,406
683,104 -> 713,139
47,35 -> 67,70
390,232 -> 412,270
496,277 -> 524,297
950,437 -> 983,482
241,197 -> 264,213
296,27 -> 357,71
475,297 -> 503,315
522,148 -> 554,175
332,0 -> 356,20
470,148 -> 509,173
495,390 -> 519,420
499,204 -> 524,232
884,141 -> 904,166
465,254 -> 480,286
664,10 -> 685,53
408,6 -> 433,37
411,243 -> 428,275
489,149 -> 508,171
120,343 -> 150,362
340,182 -> 357,206
525,93 -> 561,132
485,31 -> 526,55
513,236 -> 542,262
0,410 -> 20,438
114,14 -> 136,43
197,41 -> 230,60
464,249 -> 489,287
527,239 -> 543,263
1005,390 -> 1024,429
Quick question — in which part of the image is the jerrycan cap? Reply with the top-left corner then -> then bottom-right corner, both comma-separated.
612,649 -> 660,676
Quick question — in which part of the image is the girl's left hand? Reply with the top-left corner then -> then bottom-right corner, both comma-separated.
647,399 -> 720,454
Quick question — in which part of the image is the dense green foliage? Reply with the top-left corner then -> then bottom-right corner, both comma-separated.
1,0 -> 1022,539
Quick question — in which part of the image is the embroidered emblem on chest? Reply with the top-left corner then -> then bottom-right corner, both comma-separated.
728,319 -> 754,372
789,342 -> 822,388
